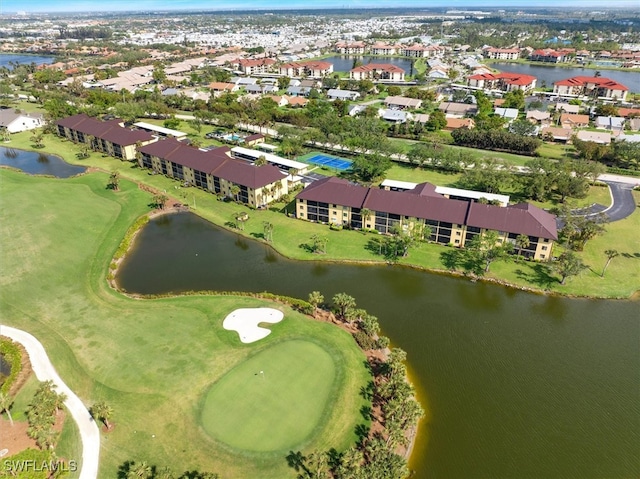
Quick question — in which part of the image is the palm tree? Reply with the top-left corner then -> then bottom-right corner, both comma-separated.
263,221 -> 274,242
308,291 -> 324,317
127,461 -> 152,479
108,171 -> 120,191
255,155 -> 267,166
601,249 -> 619,277
332,293 -> 356,320
229,184 -> 240,202
360,208 -> 372,229
90,400 -> 113,429
515,234 -> 530,262
0,392 -> 14,426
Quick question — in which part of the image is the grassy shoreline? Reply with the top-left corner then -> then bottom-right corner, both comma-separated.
0,167 -> 373,478
3,132 -> 639,299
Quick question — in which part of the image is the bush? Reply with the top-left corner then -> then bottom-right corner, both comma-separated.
113,215 -> 149,260
353,331 -> 377,350
0,339 -> 22,394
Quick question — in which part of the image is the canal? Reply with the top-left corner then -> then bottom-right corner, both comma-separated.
117,212 -> 640,479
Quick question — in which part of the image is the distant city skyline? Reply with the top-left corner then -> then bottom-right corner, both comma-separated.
1,0 -> 638,14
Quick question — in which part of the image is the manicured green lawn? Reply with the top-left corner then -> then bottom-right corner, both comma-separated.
0,168 -> 370,478
201,339 -> 336,453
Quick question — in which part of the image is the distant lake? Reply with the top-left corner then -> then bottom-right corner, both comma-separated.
0,54 -> 55,69
491,62 -> 640,93
324,55 -> 416,74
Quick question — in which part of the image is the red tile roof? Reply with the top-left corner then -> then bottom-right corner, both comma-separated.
56,114 -> 154,146
139,138 -> 284,189
554,76 -> 629,91
296,178 -> 557,240
297,177 -> 369,208
350,63 -> 405,74
468,72 -> 536,86
466,203 -> 557,240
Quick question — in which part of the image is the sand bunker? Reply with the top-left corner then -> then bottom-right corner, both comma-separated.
223,308 -> 284,343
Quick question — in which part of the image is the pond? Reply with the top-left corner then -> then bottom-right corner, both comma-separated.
117,212 -> 640,479
0,146 -> 86,178
490,62 -> 640,93
324,55 -> 416,74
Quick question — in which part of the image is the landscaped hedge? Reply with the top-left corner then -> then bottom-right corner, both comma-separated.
606,166 -> 640,177
0,338 -> 22,394
451,128 -> 541,155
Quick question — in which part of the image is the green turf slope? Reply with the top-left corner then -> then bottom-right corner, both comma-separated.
0,169 -> 370,478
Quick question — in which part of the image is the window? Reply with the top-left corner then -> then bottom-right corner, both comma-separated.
299,213 -> 304,218
455,239 -> 460,244
540,254 -> 546,259
543,238 -> 549,243
456,231 -> 461,236
542,246 -> 548,251
343,212 -> 348,216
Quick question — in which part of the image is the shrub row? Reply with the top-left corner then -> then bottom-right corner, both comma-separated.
0,338 -> 22,394
113,215 -> 150,260
606,166 -> 640,177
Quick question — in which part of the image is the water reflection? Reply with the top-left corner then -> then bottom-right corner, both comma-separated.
117,212 -> 640,479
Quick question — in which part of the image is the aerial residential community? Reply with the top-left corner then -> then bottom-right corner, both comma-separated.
0,3 -> 639,479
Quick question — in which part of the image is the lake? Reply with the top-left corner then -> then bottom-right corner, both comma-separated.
0,146 -> 86,178
491,62 -> 640,93
324,55 -> 416,74
0,54 -> 55,69
117,212 -> 640,479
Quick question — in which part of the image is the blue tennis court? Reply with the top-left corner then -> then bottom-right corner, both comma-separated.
306,154 -> 353,171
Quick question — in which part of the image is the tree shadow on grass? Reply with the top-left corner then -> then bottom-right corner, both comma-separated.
285,450 -> 307,472
514,263 -> 558,289
299,242 -> 314,253
250,232 -> 265,240
360,405 -> 373,421
354,423 -> 369,445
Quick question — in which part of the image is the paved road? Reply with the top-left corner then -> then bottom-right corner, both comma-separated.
601,180 -> 638,222
0,326 -> 100,479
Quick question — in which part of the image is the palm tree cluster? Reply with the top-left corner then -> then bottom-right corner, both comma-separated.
119,460 -> 218,479
286,344 -> 422,479
26,380 -> 67,450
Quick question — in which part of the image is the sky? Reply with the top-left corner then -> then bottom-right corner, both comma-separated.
1,0 -> 638,14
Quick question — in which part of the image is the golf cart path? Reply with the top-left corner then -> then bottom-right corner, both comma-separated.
0,325 -> 100,479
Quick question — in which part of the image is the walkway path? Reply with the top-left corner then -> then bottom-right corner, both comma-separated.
0,325 -> 100,479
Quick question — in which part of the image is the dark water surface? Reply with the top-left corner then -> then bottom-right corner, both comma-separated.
0,146 -> 86,178
491,62 -> 640,93
117,212 -> 640,479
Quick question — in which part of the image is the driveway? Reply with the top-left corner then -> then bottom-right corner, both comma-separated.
0,326 -> 100,479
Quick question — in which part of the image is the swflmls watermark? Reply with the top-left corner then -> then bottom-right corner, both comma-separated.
3,459 -> 78,472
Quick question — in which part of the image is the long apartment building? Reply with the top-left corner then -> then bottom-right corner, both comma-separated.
552,76 -> 629,101
138,138 -> 288,207
56,114 -> 156,161
467,72 -> 537,93
349,63 -> 405,81
296,177 -> 557,261
279,61 -> 333,78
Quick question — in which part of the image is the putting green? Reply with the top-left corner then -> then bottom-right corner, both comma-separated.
200,339 -> 336,452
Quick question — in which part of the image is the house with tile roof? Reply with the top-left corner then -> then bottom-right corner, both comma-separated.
335,41 -> 366,54
553,76 -> 628,101
296,177 -> 556,260
483,47 -> 520,60
349,63 -> 405,81
279,61 -> 333,78
0,110 -> 44,133
559,113 -> 590,129
238,58 -> 276,75
467,72 -> 537,93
